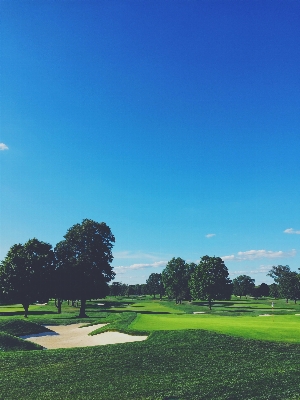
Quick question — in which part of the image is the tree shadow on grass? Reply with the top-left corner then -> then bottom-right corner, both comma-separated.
222,309 -> 253,313
0,310 -> 57,317
192,301 -> 235,307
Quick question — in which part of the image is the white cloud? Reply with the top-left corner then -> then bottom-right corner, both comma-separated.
222,255 -> 235,261
222,249 -> 296,261
114,261 -> 167,275
250,265 -> 272,274
0,143 -> 9,150
284,228 -> 300,235
205,233 -> 216,238
113,251 -> 161,260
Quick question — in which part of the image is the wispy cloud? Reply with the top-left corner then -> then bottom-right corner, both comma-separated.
114,261 -> 167,275
205,233 -> 216,238
0,143 -> 9,150
284,228 -> 300,235
222,249 -> 296,261
113,251 -> 160,260
229,265 -> 272,277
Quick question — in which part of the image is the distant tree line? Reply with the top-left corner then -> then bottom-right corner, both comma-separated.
1,221 -> 300,318
141,258 -> 300,308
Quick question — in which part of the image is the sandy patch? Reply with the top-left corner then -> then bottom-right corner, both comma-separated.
20,323 -> 147,349
193,312 -> 206,314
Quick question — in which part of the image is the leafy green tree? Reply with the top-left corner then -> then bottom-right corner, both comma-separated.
269,283 -> 280,299
0,238 -> 55,317
189,256 -> 232,309
162,257 -> 190,303
126,284 -> 136,297
257,282 -> 270,297
232,275 -> 255,299
278,271 -> 300,304
267,265 -> 291,283
146,273 -> 163,299
55,219 -> 115,317
110,282 -> 123,297
267,265 -> 300,303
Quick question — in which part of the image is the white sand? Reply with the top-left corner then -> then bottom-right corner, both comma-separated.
20,323 -> 148,349
193,312 -> 206,314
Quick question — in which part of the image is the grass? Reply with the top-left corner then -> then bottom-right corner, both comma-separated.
0,332 -> 44,351
1,329 -> 300,399
1,296 -> 300,399
130,313 -> 300,343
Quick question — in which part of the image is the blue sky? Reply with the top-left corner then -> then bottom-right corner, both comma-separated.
1,0 -> 299,286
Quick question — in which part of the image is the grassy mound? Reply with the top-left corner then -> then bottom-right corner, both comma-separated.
0,318 -> 54,336
0,332 -> 43,352
87,312 -> 149,336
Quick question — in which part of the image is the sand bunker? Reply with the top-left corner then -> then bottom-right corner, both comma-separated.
20,323 -> 147,349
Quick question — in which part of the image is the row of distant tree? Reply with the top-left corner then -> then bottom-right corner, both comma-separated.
112,261 -> 300,308
1,218 -> 299,317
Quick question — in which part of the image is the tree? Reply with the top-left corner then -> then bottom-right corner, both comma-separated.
257,282 -> 269,297
0,238 -> 55,317
110,282 -> 123,297
267,265 -> 290,283
162,257 -> 190,304
189,256 -> 232,309
232,275 -> 255,299
269,283 -> 280,299
55,219 -> 115,317
278,271 -> 300,304
146,273 -> 163,299
267,265 -> 300,303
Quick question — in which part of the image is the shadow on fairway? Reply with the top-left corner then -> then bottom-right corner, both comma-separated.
192,301 -> 235,307
0,310 -> 57,317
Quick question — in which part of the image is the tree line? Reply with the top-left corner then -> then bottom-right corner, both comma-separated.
1,219 -> 299,317
139,259 -> 300,308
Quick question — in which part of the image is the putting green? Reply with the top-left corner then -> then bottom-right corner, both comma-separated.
130,313 -> 300,343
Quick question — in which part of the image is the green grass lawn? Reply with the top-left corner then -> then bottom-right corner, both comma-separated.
1,329 -> 300,399
1,297 -> 300,399
130,313 -> 300,343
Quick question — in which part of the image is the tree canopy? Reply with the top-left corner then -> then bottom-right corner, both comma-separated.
268,265 -> 300,303
189,256 -> 232,309
146,273 -> 164,299
0,238 -> 55,317
162,258 -> 191,304
55,219 -> 115,317
232,275 -> 255,299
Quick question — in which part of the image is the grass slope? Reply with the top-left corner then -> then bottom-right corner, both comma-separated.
0,319 -> 54,336
1,330 -> 300,399
0,332 -> 44,351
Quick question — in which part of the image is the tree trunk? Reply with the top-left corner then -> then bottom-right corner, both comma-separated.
79,298 -> 88,318
22,303 -> 29,318
55,298 -> 62,314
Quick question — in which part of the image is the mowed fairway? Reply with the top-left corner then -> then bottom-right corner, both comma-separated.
130,313 -> 300,343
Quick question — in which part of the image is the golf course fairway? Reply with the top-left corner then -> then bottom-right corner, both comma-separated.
130,313 -> 300,343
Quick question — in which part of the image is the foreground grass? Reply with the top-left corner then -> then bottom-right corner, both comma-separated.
1,298 -> 300,399
130,313 -> 300,343
1,329 -> 300,399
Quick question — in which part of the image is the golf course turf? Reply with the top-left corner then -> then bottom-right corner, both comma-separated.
0,297 -> 300,399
